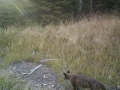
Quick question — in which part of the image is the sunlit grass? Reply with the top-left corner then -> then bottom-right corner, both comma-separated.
0,15 -> 120,88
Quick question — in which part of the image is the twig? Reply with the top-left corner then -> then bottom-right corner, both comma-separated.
28,64 -> 42,75
40,59 -> 59,63
23,59 -> 59,76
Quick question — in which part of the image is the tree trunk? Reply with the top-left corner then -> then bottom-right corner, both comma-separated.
78,0 -> 82,12
90,0 -> 92,11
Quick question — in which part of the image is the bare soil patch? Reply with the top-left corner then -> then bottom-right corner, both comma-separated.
8,61 -> 64,90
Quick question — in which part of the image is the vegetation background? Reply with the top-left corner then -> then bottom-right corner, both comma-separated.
0,0 -> 120,90
0,0 -> 120,28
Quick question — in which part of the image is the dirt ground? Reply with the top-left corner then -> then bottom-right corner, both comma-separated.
7,61 -> 65,90
2,60 -> 117,90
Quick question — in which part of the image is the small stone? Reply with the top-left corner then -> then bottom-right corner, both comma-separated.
48,86 -> 51,89
43,83 -> 47,86
43,75 -> 46,78
22,73 -> 28,75
51,85 -> 54,87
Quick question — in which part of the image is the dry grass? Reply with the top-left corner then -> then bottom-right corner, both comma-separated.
0,15 -> 120,87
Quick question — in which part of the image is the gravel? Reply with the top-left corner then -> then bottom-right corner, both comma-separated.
8,61 -> 64,90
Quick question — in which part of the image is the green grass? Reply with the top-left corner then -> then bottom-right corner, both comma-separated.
0,15 -> 120,89
0,69 -> 32,90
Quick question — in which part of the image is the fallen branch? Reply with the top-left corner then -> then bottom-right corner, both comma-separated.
40,59 -> 59,63
22,64 -> 42,75
28,64 -> 42,75
22,59 -> 59,75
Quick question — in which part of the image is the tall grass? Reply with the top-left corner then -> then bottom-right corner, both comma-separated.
0,15 -> 120,87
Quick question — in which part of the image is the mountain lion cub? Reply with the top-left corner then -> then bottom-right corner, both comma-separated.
63,71 -> 106,90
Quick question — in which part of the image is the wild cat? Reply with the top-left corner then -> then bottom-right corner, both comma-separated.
63,71 -> 106,90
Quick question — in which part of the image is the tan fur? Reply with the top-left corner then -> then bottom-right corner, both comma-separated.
63,71 -> 106,90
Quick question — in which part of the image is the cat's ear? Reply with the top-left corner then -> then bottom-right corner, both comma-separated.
63,72 -> 66,77
63,72 -> 68,79
67,70 -> 70,73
